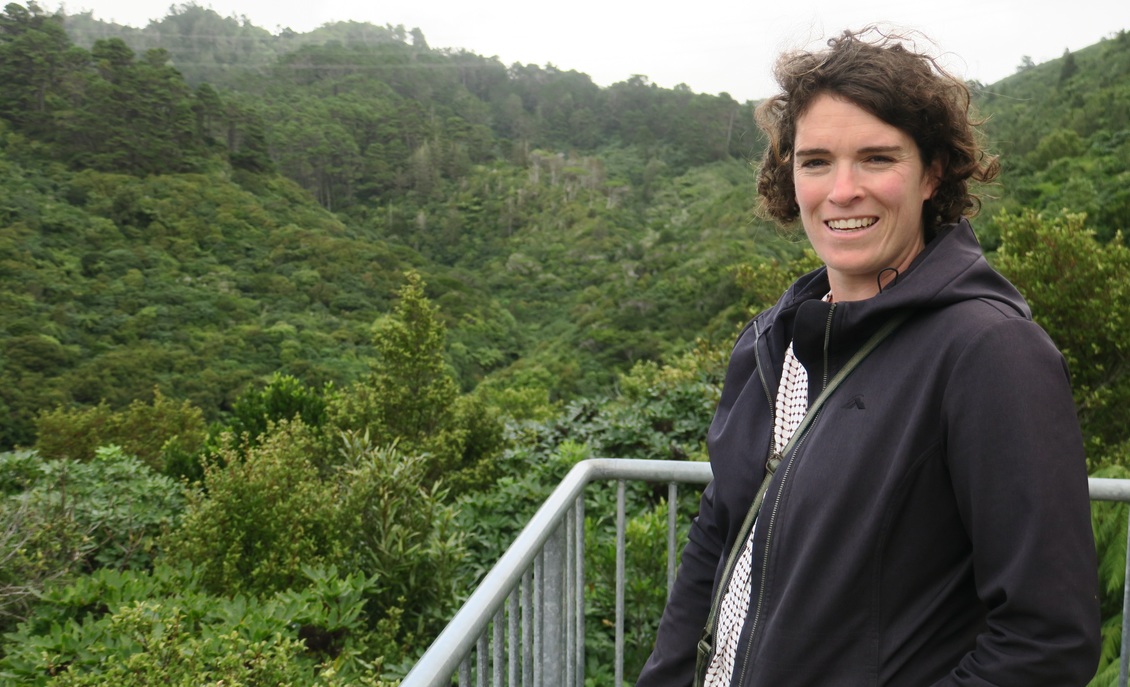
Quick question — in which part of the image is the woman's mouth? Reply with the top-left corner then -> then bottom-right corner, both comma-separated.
827,217 -> 878,231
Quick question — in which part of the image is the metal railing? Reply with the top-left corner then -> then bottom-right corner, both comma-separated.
1092,477 -> 1130,687
401,461 -> 1130,687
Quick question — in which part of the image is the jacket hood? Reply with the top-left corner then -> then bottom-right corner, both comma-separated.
775,219 -> 1031,380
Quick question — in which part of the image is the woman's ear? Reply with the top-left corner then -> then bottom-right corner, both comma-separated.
922,159 -> 943,200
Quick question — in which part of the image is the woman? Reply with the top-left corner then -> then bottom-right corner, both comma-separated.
638,28 -> 1100,686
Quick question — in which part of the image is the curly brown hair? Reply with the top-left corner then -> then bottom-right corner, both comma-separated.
755,27 -> 999,232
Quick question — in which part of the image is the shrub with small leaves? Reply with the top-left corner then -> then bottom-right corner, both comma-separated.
34,388 -> 207,474
0,564 -> 395,686
994,210 -> 1130,463
326,271 -> 506,494
222,372 -> 330,447
161,420 -> 342,596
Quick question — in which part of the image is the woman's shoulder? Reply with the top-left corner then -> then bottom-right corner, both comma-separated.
915,297 -> 1063,370
919,289 -> 1034,333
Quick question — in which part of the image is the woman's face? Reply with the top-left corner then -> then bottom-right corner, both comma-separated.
793,94 -> 939,301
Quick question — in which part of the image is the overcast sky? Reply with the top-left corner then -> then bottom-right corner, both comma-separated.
53,0 -> 1130,102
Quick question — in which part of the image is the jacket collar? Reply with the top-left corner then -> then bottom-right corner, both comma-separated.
759,219 -> 1030,388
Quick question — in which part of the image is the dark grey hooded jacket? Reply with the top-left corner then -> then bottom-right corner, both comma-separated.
638,220 -> 1100,686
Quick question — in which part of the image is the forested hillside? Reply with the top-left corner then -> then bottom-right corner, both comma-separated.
2,2 -> 1129,684
0,1 -> 778,449
975,36 -> 1130,244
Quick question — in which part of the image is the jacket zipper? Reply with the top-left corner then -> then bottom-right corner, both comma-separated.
822,303 -> 836,391
696,320 -> 778,685
733,417 -> 817,686
735,302 -> 836,685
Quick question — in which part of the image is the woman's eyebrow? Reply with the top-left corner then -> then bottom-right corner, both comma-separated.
858,145 -> 905,155
793,146 -> 830,157
794,144 -> 906,158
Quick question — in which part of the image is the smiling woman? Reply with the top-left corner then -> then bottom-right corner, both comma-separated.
792,94 -> 939,301
639,26 -> 1101,687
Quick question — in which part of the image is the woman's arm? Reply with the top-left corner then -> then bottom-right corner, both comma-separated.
935,316 -> 1100,686
636,481 -> 725,687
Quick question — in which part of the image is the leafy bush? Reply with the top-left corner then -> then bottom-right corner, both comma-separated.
994,210 -> 1130,464
162,419 -> 470,654
599,338 -> 727,462
0,480 -> 90,631
0,564 -> 394,686
225,372 -> 330,445
161,420 -> 341,596
326,271 -> 506,493
0,447 -> 184,632
0,449 -> 40,495
34,388 -> 207,474
335,432 -> 468,641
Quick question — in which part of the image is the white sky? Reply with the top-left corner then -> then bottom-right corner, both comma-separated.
53,0 -> 1130,102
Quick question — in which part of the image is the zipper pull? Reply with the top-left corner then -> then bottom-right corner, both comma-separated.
766,451 -> 782,474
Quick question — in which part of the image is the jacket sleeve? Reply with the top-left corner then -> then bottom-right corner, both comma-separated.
933,316 -> 1100,686
636,480 -> 725,687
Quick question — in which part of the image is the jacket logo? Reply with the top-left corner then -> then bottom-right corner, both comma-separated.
843,395 -> 866,410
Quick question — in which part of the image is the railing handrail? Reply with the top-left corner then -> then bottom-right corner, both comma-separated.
401,458 -> 712,686
401,459 -> 1130,687
1087,477 -> 1130,502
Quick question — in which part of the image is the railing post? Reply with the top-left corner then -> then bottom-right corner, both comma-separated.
508,592 -> 520,686
668,482 -> 678,598
1121,504 -> 1130,687
575,496 -> 586,687
476,634 -> 487,687
615,480 -> 627,687
542,523 -> 567,684
493,609 -> 504,687
533,554 -> 542,687
522,570 -> 533,687
565,507 -> 576,687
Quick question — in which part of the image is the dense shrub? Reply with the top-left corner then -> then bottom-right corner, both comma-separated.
161,420 -> 340,596
0,447 -> 184,632
34,389 -> 207,473
335,432 -> 467,640
0,564 -> 394,686
994,210 -> 1130,464
225,372 -> 330,445
326,272 -> 507,493
160,419 -> 469,655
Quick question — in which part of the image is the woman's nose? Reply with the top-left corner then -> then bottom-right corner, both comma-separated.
828,166 -> 862,205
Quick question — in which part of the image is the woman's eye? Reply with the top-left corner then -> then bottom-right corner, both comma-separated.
798,159 -> 827,169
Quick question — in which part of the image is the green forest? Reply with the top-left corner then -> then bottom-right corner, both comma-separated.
1,1 -> 1128,683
